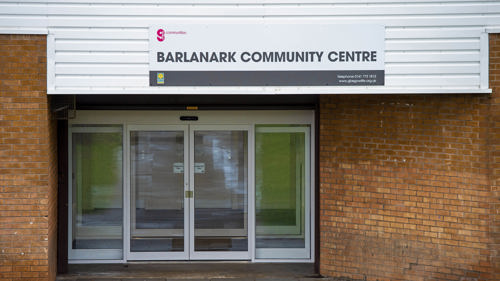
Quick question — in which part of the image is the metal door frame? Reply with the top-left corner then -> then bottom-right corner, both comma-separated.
188,125 -> 253,260
67,110 -> 314,264
125,125 -> 190,261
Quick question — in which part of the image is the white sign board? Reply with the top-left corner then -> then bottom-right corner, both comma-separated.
149,24 -> 385,86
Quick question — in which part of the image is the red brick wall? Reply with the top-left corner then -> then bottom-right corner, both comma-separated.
489,33 -> 500,281
318,36 -> 500,281
0,34 -> 57,281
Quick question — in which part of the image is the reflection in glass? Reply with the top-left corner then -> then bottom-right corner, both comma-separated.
255,126 -> 307,249
130,131 -> 184,252
194,131 -> 248,251
72,126 -> 123,250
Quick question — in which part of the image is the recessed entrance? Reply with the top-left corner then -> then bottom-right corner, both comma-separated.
67,110 -> 314,262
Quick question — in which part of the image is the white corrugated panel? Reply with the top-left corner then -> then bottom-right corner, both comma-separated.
1,0 -> 499,94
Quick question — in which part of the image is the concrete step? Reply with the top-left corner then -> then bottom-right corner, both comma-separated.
56,263 -> 345,281
56,277 -> 361,281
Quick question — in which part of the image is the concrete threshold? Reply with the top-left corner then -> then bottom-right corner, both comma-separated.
56,262 -> 332,281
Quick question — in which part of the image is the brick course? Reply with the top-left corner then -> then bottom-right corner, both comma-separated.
0,34 -> 57,281
319,36 -> 500,281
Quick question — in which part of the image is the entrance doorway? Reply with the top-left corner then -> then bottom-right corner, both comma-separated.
67,110 -> 314,263
128,125 -> 250,260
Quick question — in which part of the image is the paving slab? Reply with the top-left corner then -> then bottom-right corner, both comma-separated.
124,279 -> 167,281
210,278 -> 255,281
167,279 -> 210,281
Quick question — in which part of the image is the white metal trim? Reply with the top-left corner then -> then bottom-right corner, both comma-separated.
255,127 -> 309,133
67,124 -> 73,260
127,252 -> 189,261
189,251 -> 251,261
184,126 -> 190,261
47,34 -> 56,93
309,112 -> 315,263
486,26 -> 500,34
256,248 -> 310,259
8,0 -> 494,3
480,32 -> 489,90
71,126 -> 122,133
2,1 -> 495,94
304,126 -> 311,260
68,110 -> 317,126
0,28 -> 48,34
189,127 -> 195,258
68,259 -> 125,264
47,87 -> 492,95
5,0 -> 490,3
190,125 -> 254,131
127,124 -> 188,131
254,258 -> 313,263
248,126 -> 256,262
69,249 -> 123,261
123,122 -> 130,262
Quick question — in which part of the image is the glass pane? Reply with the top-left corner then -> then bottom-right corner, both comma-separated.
194,130 -> 248,251
72,126 -> 123,250
255,126 -> 307,249
130,131 -> 184,252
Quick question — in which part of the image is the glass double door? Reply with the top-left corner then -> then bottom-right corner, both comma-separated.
128,125 -> 249,260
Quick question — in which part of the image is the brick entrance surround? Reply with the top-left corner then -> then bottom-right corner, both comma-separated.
0,34 -> 57,280
0,33 -> 498,281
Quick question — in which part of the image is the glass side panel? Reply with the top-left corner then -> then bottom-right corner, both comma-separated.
130,131 -> 184,252
71,126 -> 123,250
255,126 -> 307,249
193,130 -> 248,251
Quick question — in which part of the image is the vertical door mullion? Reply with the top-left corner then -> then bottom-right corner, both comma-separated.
123,124 -> 130,262
67,126 -> 73,259
188,126 -> 195,258
248,126 -> 255,262
184,126 -> 190,260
